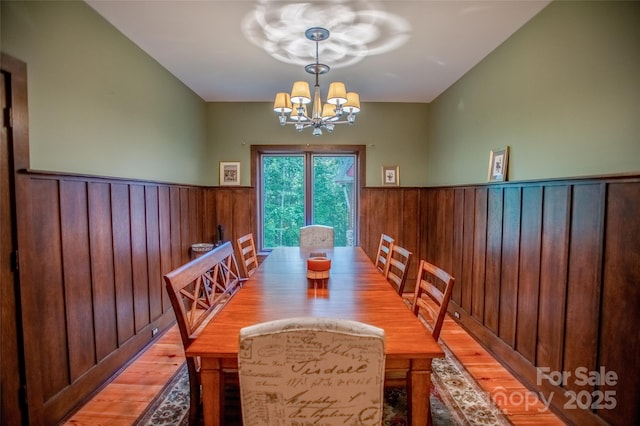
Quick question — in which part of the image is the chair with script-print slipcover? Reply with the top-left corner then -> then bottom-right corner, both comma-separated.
238,317 -> 386,425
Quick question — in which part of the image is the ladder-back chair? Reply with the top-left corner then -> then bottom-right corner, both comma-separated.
411,259 -> 456,341
375,233 -> 395,275
235,233 -> 259,278
386,244 -> 413,295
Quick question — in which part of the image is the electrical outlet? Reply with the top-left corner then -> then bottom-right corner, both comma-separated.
454,311 -> 461,319
152,327 -> 159,337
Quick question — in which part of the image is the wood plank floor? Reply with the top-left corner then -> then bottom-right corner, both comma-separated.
64,315 -> 566,425
438,314 -> 565,425
64,326 -> 184,425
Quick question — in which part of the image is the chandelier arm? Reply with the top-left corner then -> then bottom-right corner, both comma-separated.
281,122 -> 313,127
284,120 -> 355,126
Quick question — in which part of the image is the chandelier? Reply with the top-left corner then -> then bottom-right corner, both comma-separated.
273,27 -> 361,136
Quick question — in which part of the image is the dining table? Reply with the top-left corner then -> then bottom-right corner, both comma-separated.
186,246 -> 445,426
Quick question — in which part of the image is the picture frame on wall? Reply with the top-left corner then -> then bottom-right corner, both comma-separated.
488,147 -> 509,182
219,161 -> 241,186
382,165 -> 400,186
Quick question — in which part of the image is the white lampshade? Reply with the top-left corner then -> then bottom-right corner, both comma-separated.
343,92 -> 361,113
327,82 -> 347,105
290,81 -> 311,104
321,103 -> 337,121
273,92 -> 292,113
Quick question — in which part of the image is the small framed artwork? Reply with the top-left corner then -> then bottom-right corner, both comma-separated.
219,161 -> 241,186
382,165 -> 400,186
488,147 -> 509,182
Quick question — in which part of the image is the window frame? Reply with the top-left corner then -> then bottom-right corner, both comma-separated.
251,144 -> 366,252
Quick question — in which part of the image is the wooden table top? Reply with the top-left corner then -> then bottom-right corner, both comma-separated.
186,246 -> 444,361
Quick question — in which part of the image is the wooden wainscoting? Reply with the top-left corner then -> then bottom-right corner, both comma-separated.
360,187 -> 423,289
208,186 -> 256,253
12,170 -> 638,425
12,173 -> 256,425
362,175 -> 640,425
16,171 -> 211,425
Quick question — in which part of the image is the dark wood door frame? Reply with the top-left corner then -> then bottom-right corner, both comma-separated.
1,53 -> 30,425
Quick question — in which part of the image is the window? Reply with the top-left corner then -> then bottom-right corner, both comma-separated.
252,145 -> 365,250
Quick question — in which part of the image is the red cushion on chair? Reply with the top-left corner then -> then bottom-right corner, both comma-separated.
307,257 -> 331,271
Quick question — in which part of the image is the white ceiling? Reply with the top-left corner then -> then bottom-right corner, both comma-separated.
85,0 -> 551,103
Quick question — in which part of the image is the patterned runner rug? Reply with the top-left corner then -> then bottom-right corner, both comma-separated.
135,345 -> 508,426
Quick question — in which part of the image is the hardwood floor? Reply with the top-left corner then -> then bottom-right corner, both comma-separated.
438,314 -> 565,425
64,326 -> 184,425
65,315 -> 565,425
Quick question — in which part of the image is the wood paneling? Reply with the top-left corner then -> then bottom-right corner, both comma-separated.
451,189 -> 465,306
362,175 -> 639,425
461,189 -> 475,313
60,180 -> 95,382
32,179 -> 69,401
17,172 -> 216,425
484,187 -> 503,334
145,185 -> 162,322
364,189 -> 391,259
537,186 -> 570,373
422,189 -> 437,263
111,183 -> 135,345
471,188 -> 487,322
169,186 -> 183,268
498,187 -> 521,348
130,184 -> 150,333
563,184 -> 604,394
415,177 -> 639,426
435,189 -> 454,275
212,187 -> 256,251
158,186 -> 173,312
599,182 -> 640,425
360,188 -> 423,285
400,189 -> 421,282
13,169 -> 640,426
88,182 -> 118,362
516,186 -> 542,364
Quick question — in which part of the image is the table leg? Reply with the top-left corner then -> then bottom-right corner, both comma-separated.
200,358 -> 222,426
408,359 -> 433,426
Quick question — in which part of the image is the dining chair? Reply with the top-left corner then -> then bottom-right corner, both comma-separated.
236,233 -> 259,278
238,317 -> 386,426
163,241 -> 243,425
386,244 -> 413,295
375,233 -> 395,275
299,224 -> 335,248
411,259 -> 456,341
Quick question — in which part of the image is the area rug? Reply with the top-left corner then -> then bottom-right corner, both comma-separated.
135,346 -> 508,426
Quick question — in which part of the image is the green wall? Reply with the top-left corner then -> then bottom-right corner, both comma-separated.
1,0 -> 209,185
427,0 -> 640,185
205,102 -> 429,187
2,1 -> 638,187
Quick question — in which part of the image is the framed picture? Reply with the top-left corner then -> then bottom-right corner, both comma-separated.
382,165 -> 400,186
488,147 -> 509,182
219,161 -> 240,186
